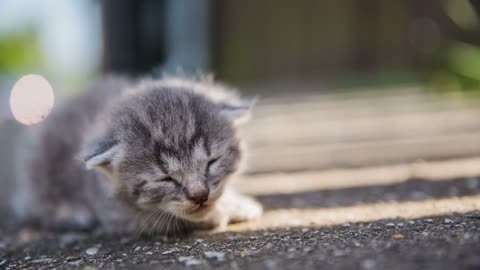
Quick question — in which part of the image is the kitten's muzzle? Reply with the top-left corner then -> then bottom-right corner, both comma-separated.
185,186 -> 209,205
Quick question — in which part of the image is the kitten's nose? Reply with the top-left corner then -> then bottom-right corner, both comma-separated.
186,186 -> 209,205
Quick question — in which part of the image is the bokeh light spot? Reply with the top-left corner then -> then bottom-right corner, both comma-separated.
9,74 -> 55,125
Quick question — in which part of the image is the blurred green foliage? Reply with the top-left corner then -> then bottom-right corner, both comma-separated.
0,29 -> 43,72
448,42 -> 480,80
429,42 -> 480,102
428,1 -> 480,100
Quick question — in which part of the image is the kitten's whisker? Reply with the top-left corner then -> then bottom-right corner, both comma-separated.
135,212 -> 151,239
175,210 -> 186,235
155,210 -> 170,238
148,209 -> 165,238
165,212 -> 171,235
135,214 -> 150,239
166,212 -> 174,236
136,208 -> 161,239
175,218 -> 180,235
173,214 -> 180,237
156,211 -> 169,235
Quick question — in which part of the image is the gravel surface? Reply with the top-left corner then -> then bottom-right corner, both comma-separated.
1,174 -> 480,269
1,212 -> 479,270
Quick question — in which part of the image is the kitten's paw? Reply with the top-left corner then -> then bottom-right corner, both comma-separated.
226,194 -> 263,224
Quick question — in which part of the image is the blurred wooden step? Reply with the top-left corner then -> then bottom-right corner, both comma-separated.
245,87 -> 480,174
255,88 -> 458,114
247,108 -> 480,147
246,132 -> 480,173
238,157 -> 480,195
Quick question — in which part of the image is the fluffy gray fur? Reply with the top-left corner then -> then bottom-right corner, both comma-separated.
12,76 -> 262,235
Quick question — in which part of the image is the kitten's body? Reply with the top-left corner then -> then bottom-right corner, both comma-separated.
12,76 -> 262,234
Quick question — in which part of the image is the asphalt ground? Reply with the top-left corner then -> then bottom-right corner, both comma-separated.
0,212 -> 479,270
1,168 -> 479,270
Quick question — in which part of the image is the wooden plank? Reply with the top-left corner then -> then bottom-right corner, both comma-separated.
246,108 -> 480,146
255,88 -> 425,110
237,157 -> 480,195
245,132 -> 480,173
253,99 -> 470,122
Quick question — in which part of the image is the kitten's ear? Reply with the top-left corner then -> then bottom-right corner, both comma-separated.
81,134 -> 121,176
219,98 -> 256,126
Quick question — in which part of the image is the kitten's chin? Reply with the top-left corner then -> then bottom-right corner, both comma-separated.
181,204 -> 215,222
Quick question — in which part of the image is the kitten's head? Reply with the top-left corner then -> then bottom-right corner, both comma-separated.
81,79 -> 253,221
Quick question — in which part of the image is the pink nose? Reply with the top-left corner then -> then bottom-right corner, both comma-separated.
186,189 -> 209,205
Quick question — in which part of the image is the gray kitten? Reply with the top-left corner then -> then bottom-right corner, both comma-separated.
12,76 -> 262,234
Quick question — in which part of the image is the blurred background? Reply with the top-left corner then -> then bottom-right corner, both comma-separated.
2,0 -> 480,214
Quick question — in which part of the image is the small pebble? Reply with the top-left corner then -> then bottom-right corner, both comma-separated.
178,256 -> 202,266
240,249 -> 251,257
386,223 -> 395,228
24,256 -> 31,261
31,258 -> 54,264
133,246 -> 142,252
264,243 -> 274,249
65,256 -> 79,262
392,233 -> 405,240
145,251 -> 153,255
425,219 -> 434,223
0,259 -> 5,266
162,249 -> 177,255
303,247 -> 313,253
204,251 -> 226,261
67,259 -> 83,267
444,218 -> 454,224
85,247 -> 99,256
407,220 -> 415,225
397,223 -> 405,227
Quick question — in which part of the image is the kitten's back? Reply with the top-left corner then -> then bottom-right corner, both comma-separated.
12,77 -> 132,227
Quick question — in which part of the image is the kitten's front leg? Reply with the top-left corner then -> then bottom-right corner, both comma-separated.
206,189 -> 263,231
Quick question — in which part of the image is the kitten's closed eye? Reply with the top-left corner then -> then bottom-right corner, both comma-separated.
207,157 -> 220,170
156,176 -> 181,187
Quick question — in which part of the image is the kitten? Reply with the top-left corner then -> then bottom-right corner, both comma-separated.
12,75 -> 262,234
